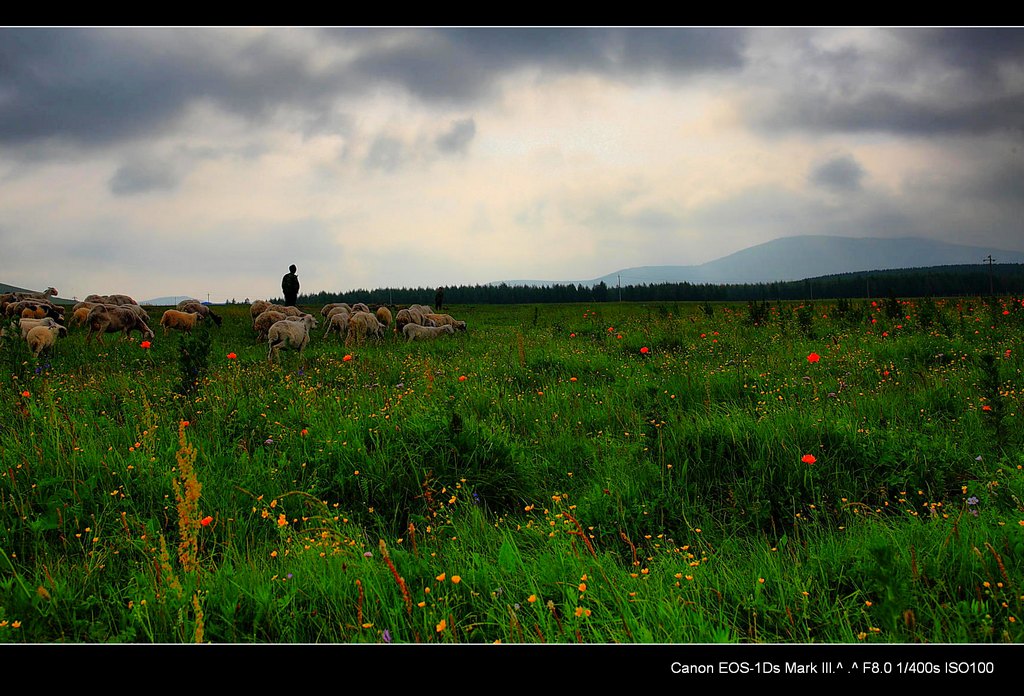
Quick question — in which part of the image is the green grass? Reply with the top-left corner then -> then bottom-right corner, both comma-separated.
1,297 -> 1023,643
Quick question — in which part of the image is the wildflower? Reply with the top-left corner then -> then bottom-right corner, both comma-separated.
640,346 -> 650,354
570,376 -> 577,382
301,428 -> 308,436
527,594 -> 537,603
265,438 -> 274,445
967,497 -> 979,506
459,375 -> 467,382
451,575 -> 461,584
200,516 -> 213,527
807,352 -> 820,363
574,607 -> 591,618
570,333 -> 576,338
21,390 -> 30,398
975,455 -> 983,462
436,619 -> 446,633
140,341 -> 151,349
982,405 -> 992,412
343,354 -> 353,362
436,573 -> 446,582
363,551 -> 373,558
802,454 -> 816,465
383,629 -> 392,643
227,352 -> 237,360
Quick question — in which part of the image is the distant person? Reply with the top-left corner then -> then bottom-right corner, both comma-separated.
435,286 -> 445,311
282,265 -> 300,307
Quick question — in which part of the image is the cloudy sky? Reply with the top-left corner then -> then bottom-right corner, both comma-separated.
2,27 -> 1023,302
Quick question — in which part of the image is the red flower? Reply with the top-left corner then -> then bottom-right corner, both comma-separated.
640,346 -> 650,354
802,454 -> 816,465
200,516 -> 213,527
21,390 -> 30,398
459,375 -> 467,382
227,352 -> 237,360
343,354 -> 353,362
301,428 -> 308,436
982,405 -> 992,412
807,352 -> 820,363
569,333 -> 576,338
140,341 -> 151,349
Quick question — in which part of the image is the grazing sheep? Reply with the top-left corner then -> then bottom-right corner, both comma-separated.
71,306 -> 92,327
267,314 -> 317,363
321,303 -> 351,318
402,323 -> 455,342
19,317 -> 63,339
250,300 -> 272,324
160,309 -> 204,334
26,324 -> 66,358
253,310 -> 289,340
346,311 -> 385,346
425,313 -> 467,331
323,310 -> 350,340
375,306 -> 393,331
177,300 -> 222,327
86,305 -> 155,344
83,293 -> 137,306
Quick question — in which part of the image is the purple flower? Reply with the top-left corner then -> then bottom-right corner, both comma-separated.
967,496 -> 979,506
382,629 -> 392,644
265,438 -> 274,445
363,551 -> 373,558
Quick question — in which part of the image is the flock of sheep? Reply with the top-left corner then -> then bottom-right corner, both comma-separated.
1,286 -> 466,363
253,300 -> 467,362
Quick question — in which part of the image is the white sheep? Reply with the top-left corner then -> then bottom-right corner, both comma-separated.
402,323 -> 455,342
267,314 -> 317,363
323,310 -> 350,340
26,324 -> 66,358
160,309 -> 204,334
19,317 -> 63,339
345,311 -> 384,346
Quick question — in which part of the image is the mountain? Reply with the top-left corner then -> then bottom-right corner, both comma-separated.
140,296 -> 202,306
491,235 -> 1024,287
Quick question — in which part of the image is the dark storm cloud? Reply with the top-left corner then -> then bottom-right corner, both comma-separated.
435,118 -> 476,154
809,154 -> 865,193
346,28 -> 748,104
0,28 -> 750,151
750,27 -> 1024,137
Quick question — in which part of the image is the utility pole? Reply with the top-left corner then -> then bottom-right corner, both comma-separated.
617,274 -> 621,302
985,255 -> 995,296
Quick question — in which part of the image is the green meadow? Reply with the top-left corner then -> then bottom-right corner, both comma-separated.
1,297 -> 1022,643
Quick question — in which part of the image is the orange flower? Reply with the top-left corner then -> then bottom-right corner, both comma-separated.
343,354 -> 353,362
570,377 -> 577,382
21,390 -> 30,398
451,575 -> 461,584
227,352 -> 237,359
200,515 -> 213,527
806,352 -> 820,363
527,594 -> 537,603
140,341 -> 151,349
802,454 -> 817,465
436,573 -> 446,582
301,428 -> 308,436
459,375 -> 467,382
436,619 -> 447,633
982,405 -> 992,412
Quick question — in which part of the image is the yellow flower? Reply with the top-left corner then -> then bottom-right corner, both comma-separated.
574,607 -> 591,618
12,621 -> 21,628
436,573 -> 446,582
436,619 -> 447,633
527,594 -> 537,603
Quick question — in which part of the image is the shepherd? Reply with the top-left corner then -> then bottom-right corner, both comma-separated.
283,264 -> 300,306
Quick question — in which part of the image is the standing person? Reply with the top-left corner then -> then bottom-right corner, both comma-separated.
282,264 -> 300,307
435,286 -> 445,312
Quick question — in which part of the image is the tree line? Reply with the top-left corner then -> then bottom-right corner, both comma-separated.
282,263 -> 1024,306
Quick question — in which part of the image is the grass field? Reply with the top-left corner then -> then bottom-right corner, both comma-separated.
1,297 -> 1022,644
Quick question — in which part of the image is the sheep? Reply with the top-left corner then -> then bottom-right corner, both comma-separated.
83,293 -> 137,306
425,313 -> 467,332
323,310 -> 350,340
375,306 -> 393,330
250,300 -> 272,324
71,306 -> 92,327
86,305 -> 155,344
402,323 -> 455,342
177,300 -> 222,327
160,309 -> 204,334
267,314 -> 317,363
350,303 -> 370,314
19,317 -> 63,340
26,324 -> 66,358
254,310 -> 289,340
321,303 -> 351,318
345,311 -> 385,346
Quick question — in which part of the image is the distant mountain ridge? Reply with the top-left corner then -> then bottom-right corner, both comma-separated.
491,235 -> 1024,287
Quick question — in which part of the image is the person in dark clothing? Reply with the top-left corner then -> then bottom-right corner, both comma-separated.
435,286 -> 444,311
282,265 -> 300,306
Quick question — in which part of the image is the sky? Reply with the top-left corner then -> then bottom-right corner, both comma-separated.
1,27 -> 1023,303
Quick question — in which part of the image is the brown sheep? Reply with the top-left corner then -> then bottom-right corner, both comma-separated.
86,305 -> 155,344
425,313 -> 467,331
323,310 -> 350,340
321,303 -> 351,318
254,310 -> 288,340
160,309 -> 204,334
71,306 -> 91,327
375,306 -> 393,331
177,301 -> 222,326
250,300 -> 272,325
